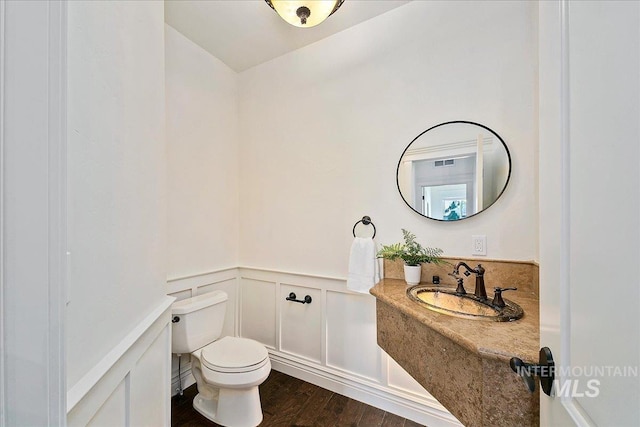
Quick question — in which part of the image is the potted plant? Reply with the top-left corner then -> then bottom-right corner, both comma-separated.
377,229 -> 444,285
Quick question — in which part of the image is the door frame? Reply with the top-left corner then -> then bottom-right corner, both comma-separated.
0,1 -> 67,425
539,0 -> 589,423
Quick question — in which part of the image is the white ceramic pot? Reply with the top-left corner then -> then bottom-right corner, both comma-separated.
403,264 -> 422,285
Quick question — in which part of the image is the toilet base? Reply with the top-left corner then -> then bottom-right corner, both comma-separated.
193,392 -> 218,422
192,387 -> 264,427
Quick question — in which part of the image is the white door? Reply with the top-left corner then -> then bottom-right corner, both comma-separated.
539,1 -> 640,425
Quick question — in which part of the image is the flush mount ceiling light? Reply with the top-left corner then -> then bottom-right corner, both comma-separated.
265,0 -> 345,28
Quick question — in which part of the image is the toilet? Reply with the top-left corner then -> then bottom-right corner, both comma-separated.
171,291 -> 271,427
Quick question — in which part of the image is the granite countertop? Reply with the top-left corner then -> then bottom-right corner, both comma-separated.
370,279 -> 539,364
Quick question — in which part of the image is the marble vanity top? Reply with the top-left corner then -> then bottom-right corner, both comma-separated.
370,279 -> 539,363
371,259 -> 540,426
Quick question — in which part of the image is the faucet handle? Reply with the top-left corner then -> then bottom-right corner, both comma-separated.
492,287 -> 517,308
448,272 -> 466,294
454,277 -> 466,295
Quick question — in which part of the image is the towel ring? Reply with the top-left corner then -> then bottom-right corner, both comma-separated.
352,216 -> 376,238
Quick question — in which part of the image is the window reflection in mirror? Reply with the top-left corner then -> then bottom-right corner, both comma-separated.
397,121 -> 511,221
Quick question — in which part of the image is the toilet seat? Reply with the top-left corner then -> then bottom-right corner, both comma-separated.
201,336 -> 268,373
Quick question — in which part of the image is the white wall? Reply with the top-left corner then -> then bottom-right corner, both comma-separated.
165,25 -> 239,279
162,2 -> 537,423
238,1 -> 538,276
66,0 -> 168,395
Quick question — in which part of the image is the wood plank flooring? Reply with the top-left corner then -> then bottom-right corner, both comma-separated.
171,370 -> 426,427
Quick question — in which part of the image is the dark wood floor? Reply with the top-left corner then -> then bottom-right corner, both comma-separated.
171,370 -> 426,426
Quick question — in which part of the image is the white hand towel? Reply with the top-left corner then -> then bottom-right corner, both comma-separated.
347,237 -> 380,294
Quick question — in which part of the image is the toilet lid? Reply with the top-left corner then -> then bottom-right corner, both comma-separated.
201,336 -> 268,373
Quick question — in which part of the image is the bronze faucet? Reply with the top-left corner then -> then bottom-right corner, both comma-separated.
452,262 -> 487,300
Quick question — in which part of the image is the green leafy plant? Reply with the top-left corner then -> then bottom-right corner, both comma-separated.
377,229 -> 444,266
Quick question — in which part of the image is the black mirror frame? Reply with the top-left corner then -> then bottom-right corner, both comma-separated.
396,120 -> 512,222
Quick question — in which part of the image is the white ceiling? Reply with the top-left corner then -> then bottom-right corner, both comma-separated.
164,0 -> 411,72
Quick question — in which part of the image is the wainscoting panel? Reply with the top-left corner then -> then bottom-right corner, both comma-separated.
67,296 -> 174,427
166,267 -> 460,426
325,290 -> 380,382
86,380 -> 126,427
237,267 -> 462,427
280,283 -> 322,363
387,355 -> 431,397
129,325 -> 171,426
239,278 -> 277,349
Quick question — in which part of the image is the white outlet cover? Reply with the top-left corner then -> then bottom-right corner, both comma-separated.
472,235 -> 487,256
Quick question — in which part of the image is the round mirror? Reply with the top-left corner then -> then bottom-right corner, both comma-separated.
396,121 -> 511,221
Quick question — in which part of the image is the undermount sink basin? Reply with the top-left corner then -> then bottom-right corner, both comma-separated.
406,285 -> 524,322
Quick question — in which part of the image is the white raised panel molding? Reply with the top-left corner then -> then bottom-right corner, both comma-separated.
129,326 -> 172,426
280,284 -> 322,363
386,356 -> 431,397
86,381 -> 126,427
1,0 -> 67,425
169,267 -> 459,424
238,267 -> 461,427
167,267 -> 459,424
325,291 -> 380,382
239,277 -> 277,349
67,297 -> 174,427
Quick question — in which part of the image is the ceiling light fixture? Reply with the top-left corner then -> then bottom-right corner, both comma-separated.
265,0 -> 345,28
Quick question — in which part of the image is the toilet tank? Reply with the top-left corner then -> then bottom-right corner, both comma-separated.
171,291 -> 228,354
